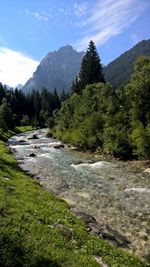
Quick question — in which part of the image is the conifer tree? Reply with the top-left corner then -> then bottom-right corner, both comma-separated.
78,40 -> 105,92
71,75 -> 80,94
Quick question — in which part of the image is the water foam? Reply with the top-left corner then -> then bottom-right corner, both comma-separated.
124,187 -> 150,193
71,161 -> 111,170
38,154 -> 52,159
26,157 -> 37,163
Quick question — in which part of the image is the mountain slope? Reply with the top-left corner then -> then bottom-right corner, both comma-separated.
104,39 -> 150,88
23,45 -> 84,93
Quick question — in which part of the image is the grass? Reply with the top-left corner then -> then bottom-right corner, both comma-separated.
0,127 -> 149,267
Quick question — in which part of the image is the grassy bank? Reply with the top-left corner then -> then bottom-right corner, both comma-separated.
0,128 -> 149,267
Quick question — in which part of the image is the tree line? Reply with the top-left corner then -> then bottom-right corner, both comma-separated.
50,41 -> 150,159
0,85 -> 68,131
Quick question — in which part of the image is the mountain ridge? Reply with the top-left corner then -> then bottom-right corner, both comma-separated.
23,45 -> 84,93
104,39 -> 150,88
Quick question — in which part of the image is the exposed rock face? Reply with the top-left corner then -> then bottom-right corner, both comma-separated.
23,45 -> 84,93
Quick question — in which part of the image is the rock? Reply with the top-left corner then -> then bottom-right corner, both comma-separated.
32,145 -> 38,149
26,171 -> 35,178
73,160 -> 95,165
28,134 -> 39,140
73,211 -> 97,224
72,211 -> 130,249
18,140 -> 29,145
88,222 -> 103,234
73,160 -> 85,165
19,140 -> 26,143
100,227 -> 131,248
54,144 -> 65,149
29,153 -> 36,157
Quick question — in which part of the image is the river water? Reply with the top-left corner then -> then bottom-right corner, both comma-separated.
8,129 -> 150,260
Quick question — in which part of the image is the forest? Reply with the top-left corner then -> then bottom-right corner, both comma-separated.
0,40 -> 150,159
50,41 -> 150,159
0,85 -> 68,130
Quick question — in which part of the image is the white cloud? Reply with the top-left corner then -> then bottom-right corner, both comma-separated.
0,47 -> 39,87
75,0 -> 148,50
73,2 -> 88,18
25,9 -> 49,21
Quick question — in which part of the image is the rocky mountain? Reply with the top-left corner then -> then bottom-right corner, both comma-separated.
104,39 -> 150,88
23,45 -> 84,93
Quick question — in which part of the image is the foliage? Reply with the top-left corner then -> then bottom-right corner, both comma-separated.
0,98 -> 15,130
52,56 -> 150,159
125,56 -> 150,158
0,84 -> 61,129
21,115 -> 30,126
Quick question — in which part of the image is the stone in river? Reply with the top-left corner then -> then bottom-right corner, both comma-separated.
19,140 -> 26,143
73,211 -> 97,224
29,153 -> 36,157
28,134 -> 39,140
54,144 -> 65,149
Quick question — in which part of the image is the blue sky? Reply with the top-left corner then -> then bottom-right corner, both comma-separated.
0,0 -> 150,87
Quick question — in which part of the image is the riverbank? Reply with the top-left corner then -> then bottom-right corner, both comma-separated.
48,130 -> 150,174
0,128 -> 149,266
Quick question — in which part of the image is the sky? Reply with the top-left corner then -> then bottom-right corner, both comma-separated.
0,0 -> 150,87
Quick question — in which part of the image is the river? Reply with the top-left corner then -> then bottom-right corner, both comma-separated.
8,129 -> 150,260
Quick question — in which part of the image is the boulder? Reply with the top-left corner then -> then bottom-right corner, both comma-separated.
28,134 -> 39,140
19,140 -> 26,143
29,153 -> 36,157
54,144 -> 65,149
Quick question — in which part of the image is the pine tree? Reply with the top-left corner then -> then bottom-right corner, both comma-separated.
71,75 -> 80,94
78,40 -> 105,92
53,89 -> 61,110
60,89 -> 69,102
0,83 -> 6,104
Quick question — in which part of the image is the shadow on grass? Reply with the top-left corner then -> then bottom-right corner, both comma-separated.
0,158 -> 20,180
0,233 -> 61,267
0,157 -> 18,169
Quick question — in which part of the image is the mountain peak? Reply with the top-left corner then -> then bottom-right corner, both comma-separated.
58,44 -> 73,50
23,45 -> 84,93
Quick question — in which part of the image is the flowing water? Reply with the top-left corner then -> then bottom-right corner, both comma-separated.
8,129 -> 150,260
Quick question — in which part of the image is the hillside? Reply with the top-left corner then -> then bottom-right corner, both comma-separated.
104,39 -> 150,88
23,45 -> 84,93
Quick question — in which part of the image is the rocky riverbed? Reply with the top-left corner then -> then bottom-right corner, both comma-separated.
8,129 -> 150,261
